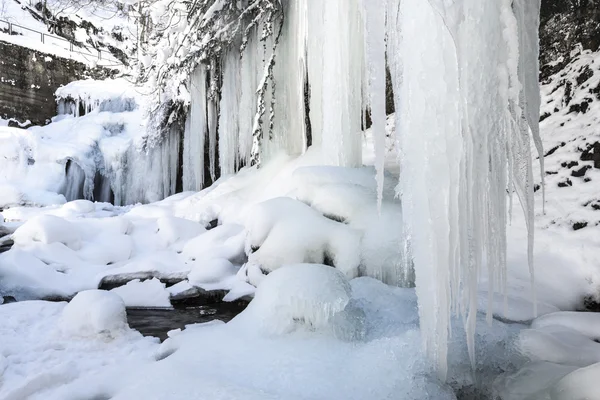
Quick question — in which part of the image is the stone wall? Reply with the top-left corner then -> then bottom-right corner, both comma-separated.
0,40 -> 114,125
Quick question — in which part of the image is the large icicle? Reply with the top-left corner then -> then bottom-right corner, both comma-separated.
394,0 -> 541,380
183,66 -> 207,191
219,49 -> 241,176
362,0 -> 387,208
305,0 -> 364,167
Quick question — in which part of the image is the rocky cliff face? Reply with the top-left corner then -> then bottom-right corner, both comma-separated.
540,0 -> 600,80
0,41 -> 114,125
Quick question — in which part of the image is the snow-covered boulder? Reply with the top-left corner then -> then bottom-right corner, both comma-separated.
235,264 -> 364,340
60,290 -> 128,338
244,198 -> 361,279
12,215 -> 81,250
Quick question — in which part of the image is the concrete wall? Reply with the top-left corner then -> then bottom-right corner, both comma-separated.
0,40 -> 114,125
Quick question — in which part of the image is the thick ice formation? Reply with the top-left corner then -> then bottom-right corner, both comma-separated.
175,1 -> 543,378
390,0 -> 542,378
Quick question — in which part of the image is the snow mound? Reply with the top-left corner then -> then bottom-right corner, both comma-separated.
110,278 -> 171,308
12,215 -> 81,250
236,264 -> 360,339
500,311 -> 600,399
181,223 -> 246,264
550,363 -> 600,400
244,198 -> 361,279
77,233 -> 133,265
156,216 -> 206,250
188,258 -> 236,285
60,290 -> 128,338
61,199 -> 96,214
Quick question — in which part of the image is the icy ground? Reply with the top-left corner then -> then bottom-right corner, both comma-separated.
2,49 -> 600,399
0,137 -> 599,398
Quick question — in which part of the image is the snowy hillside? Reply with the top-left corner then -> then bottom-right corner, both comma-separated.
536,48 -> 600,232
0,0 -> 135,67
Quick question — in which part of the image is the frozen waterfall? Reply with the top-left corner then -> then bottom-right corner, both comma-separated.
180,0 -> 542,379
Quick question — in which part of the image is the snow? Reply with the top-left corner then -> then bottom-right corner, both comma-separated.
244,197 -> 362,279
110,278 -> 172,308
0,0 -> 133,68
499,311 -> 600,399
188,258 -> 236,286
60,290 -> 128,337
12,215 -> 81,250
236,264 -> 355,337
0,300 -> 158,399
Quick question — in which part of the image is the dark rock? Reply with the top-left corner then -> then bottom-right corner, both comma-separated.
568,100 -> 590,114
572,165 -> 591,177
558,178 -> 573,187
540,112 -> 551,122
206,219 -> 219,230
561,161 -> 579,168
585,177 -> 592,183
546,170 -> 558,175
573,221 -> 588,231
545,145 -> 560,157
580,142 -> 600,168
534,184 -> 541,192
576,65 -> 594,85
98,273 -> 188,291
2,296 -> 17,304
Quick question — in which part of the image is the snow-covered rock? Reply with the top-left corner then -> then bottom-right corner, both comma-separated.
244,198 -> 362,279
110,278 -> 172,308
235,264 -> 357,338
60,290 -> 128,338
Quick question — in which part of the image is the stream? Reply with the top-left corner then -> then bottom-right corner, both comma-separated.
126,302 -> 248,341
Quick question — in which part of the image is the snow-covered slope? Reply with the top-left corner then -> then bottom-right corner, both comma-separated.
535,48 -> 600,233
0,0 -> 135,67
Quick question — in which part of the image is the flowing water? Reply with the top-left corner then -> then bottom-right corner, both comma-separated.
126,302 -> 248,341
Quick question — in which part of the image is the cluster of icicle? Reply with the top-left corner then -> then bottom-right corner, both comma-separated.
390,0 -> 543,380
181,0 -> 543,379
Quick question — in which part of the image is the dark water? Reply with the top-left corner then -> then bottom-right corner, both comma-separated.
126,302 -> 248,341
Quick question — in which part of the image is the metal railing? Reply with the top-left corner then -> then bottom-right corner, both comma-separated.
0,18 -> 121,67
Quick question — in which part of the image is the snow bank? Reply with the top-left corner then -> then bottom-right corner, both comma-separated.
60,290 -> 128,338
499,311 -> 600,399
0,300 -> 158,399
